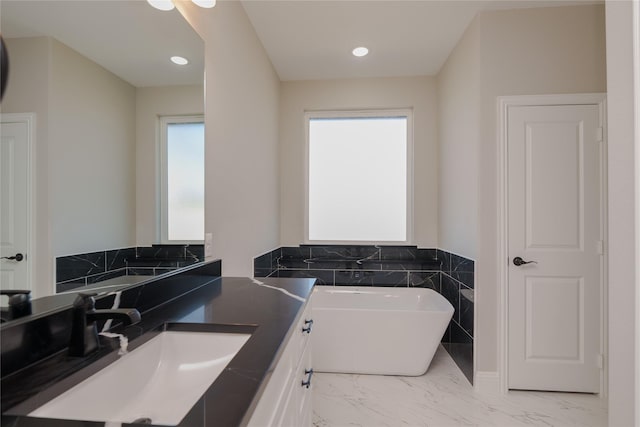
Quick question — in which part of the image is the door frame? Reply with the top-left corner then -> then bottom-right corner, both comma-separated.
0,112 -> 36,295
497,94 -> 608,395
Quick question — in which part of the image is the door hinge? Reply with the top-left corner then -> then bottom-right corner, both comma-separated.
596,354 -> 604,369
596,127 -> 604,142
596,240 -> 604,255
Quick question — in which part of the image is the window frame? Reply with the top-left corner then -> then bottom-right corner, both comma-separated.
158,115 -> 205,244
304,109 -> 414,245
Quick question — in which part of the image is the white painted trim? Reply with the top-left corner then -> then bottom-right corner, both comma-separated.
303,108 -> 414,245
304,112 -> 310,245
155,116 -> 163,244
474,371 -> 501,395
497,93 -> 608,395
0,113 -> 36,296
599,97 -> 609,398
497,97 -> 510,394
633,1 -> 640,424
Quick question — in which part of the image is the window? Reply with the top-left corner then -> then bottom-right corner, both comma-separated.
306,110 -> 412,243
159,116 -> 204,243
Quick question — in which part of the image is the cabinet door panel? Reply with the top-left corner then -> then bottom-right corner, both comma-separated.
297,343 -> 313,423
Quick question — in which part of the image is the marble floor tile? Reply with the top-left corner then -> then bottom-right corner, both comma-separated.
313,346 -> 607,427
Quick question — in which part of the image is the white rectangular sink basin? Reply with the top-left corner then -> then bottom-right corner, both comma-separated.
29,331 -> 251,426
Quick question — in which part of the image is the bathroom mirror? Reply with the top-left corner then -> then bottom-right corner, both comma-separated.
0,0 -> 205,323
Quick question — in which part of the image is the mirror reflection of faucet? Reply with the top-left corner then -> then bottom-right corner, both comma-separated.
0,290 -> 32,323
68,293 -> 140,357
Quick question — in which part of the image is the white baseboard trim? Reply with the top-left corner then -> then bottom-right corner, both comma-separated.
474,371 -> 501,394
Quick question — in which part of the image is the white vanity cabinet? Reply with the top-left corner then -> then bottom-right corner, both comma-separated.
248,298 -> 314,427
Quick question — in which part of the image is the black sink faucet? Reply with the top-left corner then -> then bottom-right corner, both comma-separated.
68,293 -> 141,357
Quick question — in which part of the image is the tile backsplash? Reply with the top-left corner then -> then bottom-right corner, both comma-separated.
56,244 -> 204,293
438,249 -> 474,383
254,244 -> 474,383
255,245 -> 441,286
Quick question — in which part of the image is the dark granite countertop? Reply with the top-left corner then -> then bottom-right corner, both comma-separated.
1,276 -> 316,427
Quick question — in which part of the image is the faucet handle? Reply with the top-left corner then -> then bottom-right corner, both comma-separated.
1,289 -> 31,305
0,290 -> 32,319
73,293 -> 97,310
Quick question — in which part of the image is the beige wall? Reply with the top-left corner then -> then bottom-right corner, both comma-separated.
177,1 -> 281,276
135,85 -> 204,246
48,39 -> 136,258
2,37 -> 52,297
2,37 -> 136,295
437,19 -> 481,261
475,3 -> 606,375
279,76 -> 439,247
438,4 -> 606,377
605,1 -> 638,425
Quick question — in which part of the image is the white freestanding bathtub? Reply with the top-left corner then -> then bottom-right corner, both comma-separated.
312,286 -> 454,376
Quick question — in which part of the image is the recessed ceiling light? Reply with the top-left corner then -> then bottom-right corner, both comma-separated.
171,56 -> 189,65
147,0 -> 175,11
192,0 -> 216,8
352,47 -> 369,57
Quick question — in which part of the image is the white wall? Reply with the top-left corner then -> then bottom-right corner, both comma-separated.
436,5 -> 606,377
176,1 -> 281,276
437,19 -> 481,261
135,85 -> 204,246
279,76 -> 439,247
1,37 -> 136,295
605,1 -> 638,425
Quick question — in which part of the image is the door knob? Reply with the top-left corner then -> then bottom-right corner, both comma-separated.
1,253 -> 24,262
513,256 -> 537,266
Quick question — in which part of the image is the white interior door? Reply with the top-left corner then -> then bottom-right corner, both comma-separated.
507,102 -> 603,393
0,115 -> 33,293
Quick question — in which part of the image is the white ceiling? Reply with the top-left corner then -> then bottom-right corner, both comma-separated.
0,1 -> 204,87
241,0 -> 602,81
0,0 -> 601,86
